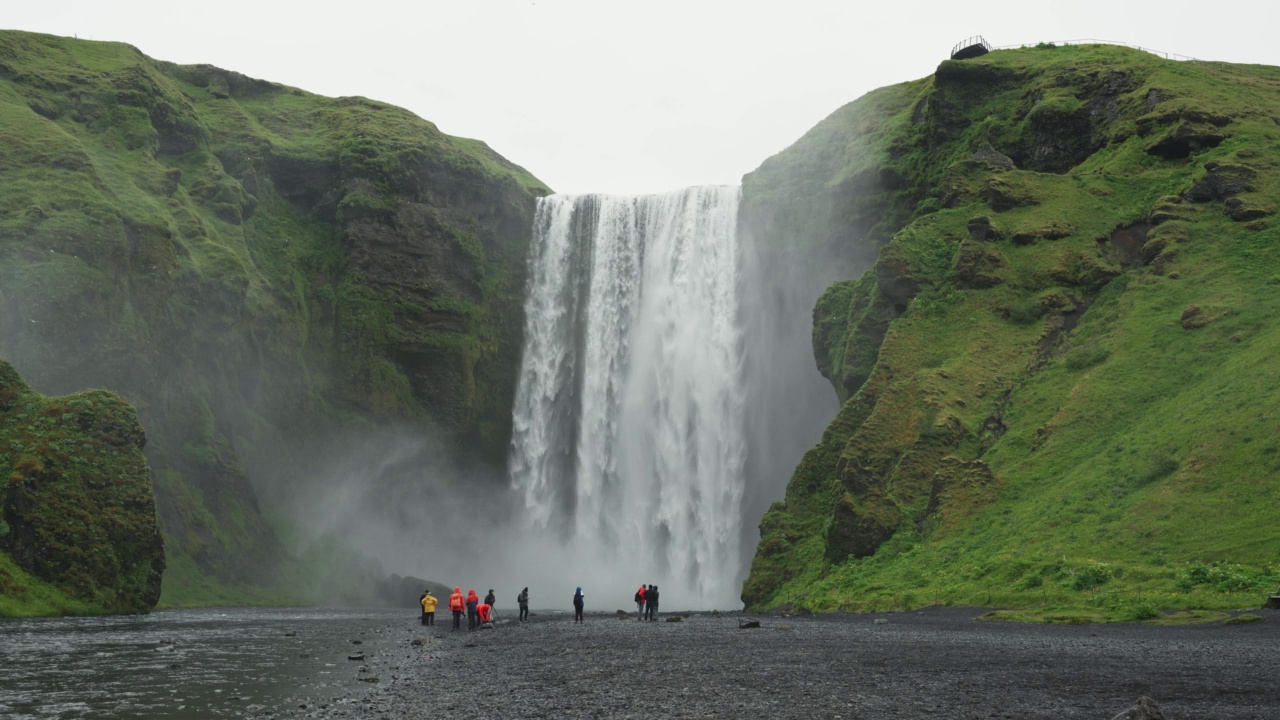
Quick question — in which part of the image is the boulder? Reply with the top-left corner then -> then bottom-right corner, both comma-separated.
738,619 -> 761,629
665,616 -> 683,623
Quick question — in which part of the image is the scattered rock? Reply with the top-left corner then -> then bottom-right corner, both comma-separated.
347,652 -> 365,661
967,215 -> 1002,242
351,640 -> 363,645
969,143 -> 1016,171
1180,305 -> 1207,330
616,610 -> 629,618
358,677 -> 379,684
874,618 -> 890,625
739,620 -> 761,629
284,631 -> 296,637
1186,161 -> 1256,202
1110,696 -> 1167,720
410,639 -> 423,647
665,616 -> 683,623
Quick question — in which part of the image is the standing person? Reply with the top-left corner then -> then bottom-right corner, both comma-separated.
572,586 -> 585,624
634,585 -> 646,620
421,589 -> 438,626
449,587 -> 465,631
466,588 -> 480,630
649,584 -> 660,621
517,587 -> 530,622
644,584 -> 654,621
484,589 -> 497,621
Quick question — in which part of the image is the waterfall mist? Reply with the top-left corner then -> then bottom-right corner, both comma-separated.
264,186 -> 849,611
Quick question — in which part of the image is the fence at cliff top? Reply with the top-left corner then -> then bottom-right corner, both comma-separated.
994,39 -> 1199,62
951,36 -> 993,60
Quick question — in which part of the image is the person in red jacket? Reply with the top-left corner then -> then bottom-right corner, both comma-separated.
477,602 -> 492,627
634,585 -> 646,620
448,587 -> 465,631
466,589 -> 480,630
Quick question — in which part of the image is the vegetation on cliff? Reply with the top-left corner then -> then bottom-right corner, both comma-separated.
0,360 -> 164,616
0,30 -> 549,605
743,44 -> 1280,619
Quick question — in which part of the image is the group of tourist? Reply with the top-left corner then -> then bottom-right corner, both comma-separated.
418,587 -> 531,629
417,583 -> 660,626
633,584 -> 660,621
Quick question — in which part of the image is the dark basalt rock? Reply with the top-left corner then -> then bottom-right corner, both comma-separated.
1186,162 -> 1256,202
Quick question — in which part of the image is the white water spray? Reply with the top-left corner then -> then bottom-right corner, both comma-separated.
509,186 -> 745,607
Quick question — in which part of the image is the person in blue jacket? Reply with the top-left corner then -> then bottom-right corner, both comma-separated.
572,586 -> 585,623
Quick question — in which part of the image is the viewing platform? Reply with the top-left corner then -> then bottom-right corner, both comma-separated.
951,36 -> 992,60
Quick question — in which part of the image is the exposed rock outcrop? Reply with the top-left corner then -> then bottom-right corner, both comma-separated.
0,360 -> 164,614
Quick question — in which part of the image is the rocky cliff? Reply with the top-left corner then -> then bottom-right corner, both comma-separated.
743,44 -> 1280,617
1,360 -> 164,615
0,30 -> 549,603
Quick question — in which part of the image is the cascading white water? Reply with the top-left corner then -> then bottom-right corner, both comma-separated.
509,186 -> 745,606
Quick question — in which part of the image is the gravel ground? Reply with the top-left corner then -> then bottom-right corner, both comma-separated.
262,607 -> 1280,719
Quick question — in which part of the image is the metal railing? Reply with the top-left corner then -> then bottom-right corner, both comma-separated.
993,38 -> 1199,62
951,36 -> 993,58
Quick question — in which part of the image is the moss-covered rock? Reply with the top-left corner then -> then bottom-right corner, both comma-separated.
0,359 -> 164,614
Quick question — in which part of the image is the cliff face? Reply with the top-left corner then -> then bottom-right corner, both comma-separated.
0,360 -> 164,615
743,45 -> 1280,615
0,31 -> 549,601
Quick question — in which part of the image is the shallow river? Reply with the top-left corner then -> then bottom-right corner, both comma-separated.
0,607 -> 414,718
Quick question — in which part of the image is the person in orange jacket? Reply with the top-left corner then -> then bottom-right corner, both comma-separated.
477,601 -> 492,627
466,589 -> 480,630
448,587 -> 465,631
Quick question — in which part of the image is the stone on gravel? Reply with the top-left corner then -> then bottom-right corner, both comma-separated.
874,618 -> 889,625
348,652 -> 365,661
739,620 -> 761,629
665,616 -> 682,623
410,639 -> 423,646
1110,696 -> 1166,720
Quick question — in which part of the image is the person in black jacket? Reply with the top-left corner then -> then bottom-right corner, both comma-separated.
484,589 -> 497,621
648,585 -> 659,621
518,587 -> 530,622
572,587 -> 585,623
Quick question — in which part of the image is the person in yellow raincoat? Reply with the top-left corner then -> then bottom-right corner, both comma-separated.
420,589 -> 438,626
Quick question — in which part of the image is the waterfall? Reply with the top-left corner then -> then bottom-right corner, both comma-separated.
509,186 -> 745,606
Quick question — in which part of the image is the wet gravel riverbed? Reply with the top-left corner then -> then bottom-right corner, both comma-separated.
6,606 -> 1279,718
264,607 -> 1280,719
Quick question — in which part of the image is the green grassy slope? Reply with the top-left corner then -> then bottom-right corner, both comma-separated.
0,30 -> 550,608
743,44 -> 1280,620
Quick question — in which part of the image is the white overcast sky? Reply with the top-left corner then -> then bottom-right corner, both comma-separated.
7,1 -> 1277,194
